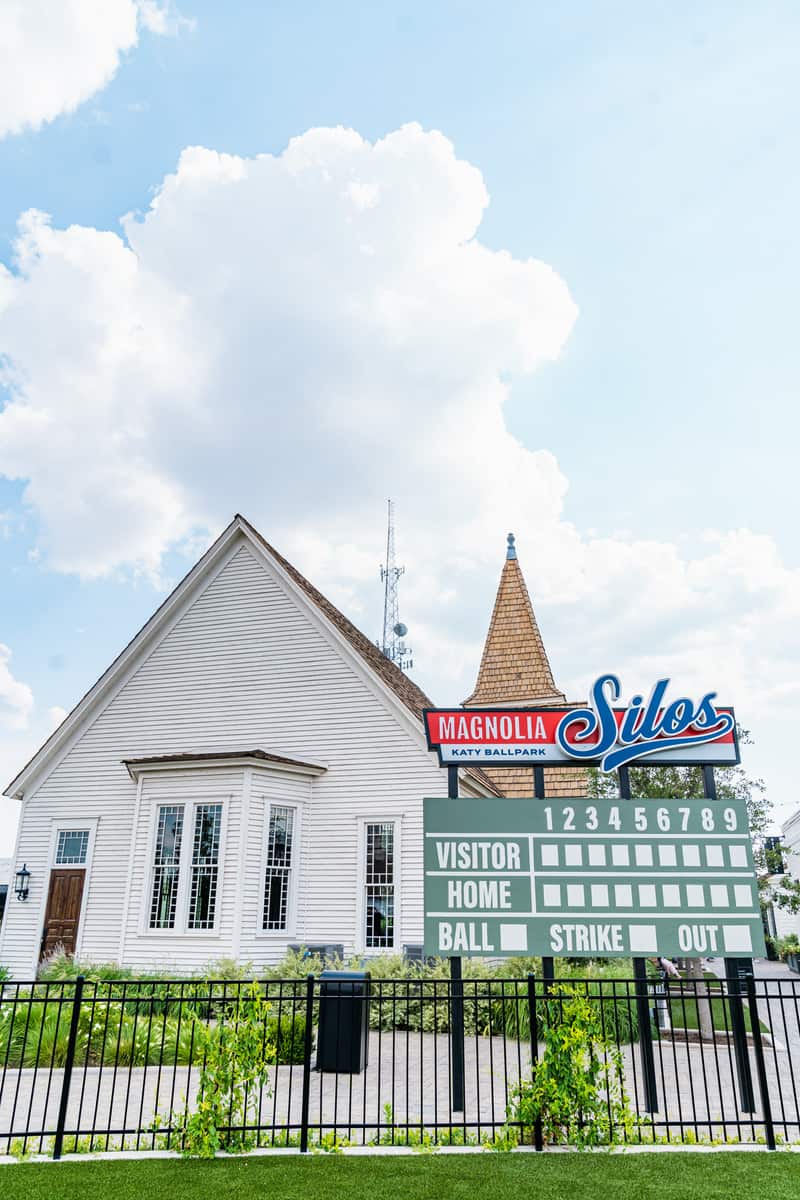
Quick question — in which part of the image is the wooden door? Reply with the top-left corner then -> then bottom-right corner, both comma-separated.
40,869 -> 85,961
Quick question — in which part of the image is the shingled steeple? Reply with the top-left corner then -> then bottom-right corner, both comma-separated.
463,533 -> 566,707
464,534 -> 585,799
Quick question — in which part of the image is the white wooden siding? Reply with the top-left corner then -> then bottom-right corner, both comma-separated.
0,536 -> 451,977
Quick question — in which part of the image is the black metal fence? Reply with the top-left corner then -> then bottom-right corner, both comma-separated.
0,971 -> 797,1157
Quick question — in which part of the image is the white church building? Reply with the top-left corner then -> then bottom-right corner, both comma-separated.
0,515 -> 576,979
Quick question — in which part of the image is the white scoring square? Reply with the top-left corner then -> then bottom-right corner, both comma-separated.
706,845 -> 724,867
567,884 -> 585,907
638,884 -> 657,907
629,925 -> 658,953
729,845 -> 748,868
541,844 -> 559,867
500,924 -> 528,952
611,844 -> 630,866
710,884 -> 729,907
734,884 -> 752,908
614,884 -> 633,906
565,844 -> 583,867
659,845 -> 677,867
588,844 -> 606,866
543,884 -> 561,907
635,844 -> 653,867
591,884 -> 609,907
723,926 -> 753,953
682,845 -> 701,867
662,884 -> 681,907
686,885 -> 705,907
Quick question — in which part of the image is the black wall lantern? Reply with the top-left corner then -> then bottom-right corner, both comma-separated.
14,863 -> 30,902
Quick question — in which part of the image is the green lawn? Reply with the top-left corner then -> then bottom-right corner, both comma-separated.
665,977 -> 766,1035
1,1153 -> 799,1200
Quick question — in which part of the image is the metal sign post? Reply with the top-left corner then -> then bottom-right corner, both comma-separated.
447,765 -> 466,1113
619,765 -> 659,1113
703,764 -> 756,1113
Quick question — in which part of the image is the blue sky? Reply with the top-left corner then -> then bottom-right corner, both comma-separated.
0,1 -> 798,854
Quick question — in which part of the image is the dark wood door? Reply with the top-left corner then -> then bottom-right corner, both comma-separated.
40,869 -> 85,961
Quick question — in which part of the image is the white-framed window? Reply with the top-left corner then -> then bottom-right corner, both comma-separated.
262,805 -> 296,931
188,804 -> 223,931
364,821 -> 396,950
55,829 -> 90,866
150,805 -> 184,929
148,802 -> 223,932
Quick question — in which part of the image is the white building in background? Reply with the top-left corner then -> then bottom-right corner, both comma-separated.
762,812 -> 800,944
0,515 -> 576,980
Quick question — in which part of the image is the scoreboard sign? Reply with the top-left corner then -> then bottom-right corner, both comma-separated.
423,796 -> 766,959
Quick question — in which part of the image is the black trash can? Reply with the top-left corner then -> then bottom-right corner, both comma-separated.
316,970 -> 371,1074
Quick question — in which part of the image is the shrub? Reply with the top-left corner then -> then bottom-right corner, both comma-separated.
775,933 -> 800,961
268,1010 -> 307,1064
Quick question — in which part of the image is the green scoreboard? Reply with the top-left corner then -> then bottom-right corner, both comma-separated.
423,796 -> 766,959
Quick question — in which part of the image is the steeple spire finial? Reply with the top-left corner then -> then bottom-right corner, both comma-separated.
462,529 -> 565,707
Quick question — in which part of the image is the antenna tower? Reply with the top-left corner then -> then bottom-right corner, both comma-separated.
379,499 -> 413,671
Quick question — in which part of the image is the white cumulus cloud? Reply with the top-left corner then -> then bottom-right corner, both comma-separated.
0,645 -> 33,732
0,122 -> 797,778
0,0 -> 191,139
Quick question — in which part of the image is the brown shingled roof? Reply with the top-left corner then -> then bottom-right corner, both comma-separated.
464,534 -> 587,799
123,749 -> 327,778
463,535 -> 565,707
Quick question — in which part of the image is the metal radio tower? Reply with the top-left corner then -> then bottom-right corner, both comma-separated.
379,499 -> 413,671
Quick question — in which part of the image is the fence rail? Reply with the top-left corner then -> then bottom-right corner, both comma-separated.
0,972 -> 796,1156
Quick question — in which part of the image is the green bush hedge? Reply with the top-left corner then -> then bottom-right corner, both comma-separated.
0,989 -> 307,1069
5,948 -> 642,1060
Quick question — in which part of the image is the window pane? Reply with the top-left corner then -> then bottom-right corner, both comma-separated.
365,823 -> 394,949
150,806 -> 184,929
263,806 -> 294,930
188,804 -> 222,930
365,886 -> 394,949
56,830 -> 89,865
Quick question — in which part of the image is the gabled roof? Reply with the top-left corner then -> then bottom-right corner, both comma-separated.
463,533 -> 566,707
241,517 -> 434,722
7,515 -> 499,799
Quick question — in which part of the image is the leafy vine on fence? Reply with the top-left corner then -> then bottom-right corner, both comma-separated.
501,985 -> 640,1149
172,981 -> 275,1157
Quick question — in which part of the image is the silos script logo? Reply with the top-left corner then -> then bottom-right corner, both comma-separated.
556,673 -> 736,772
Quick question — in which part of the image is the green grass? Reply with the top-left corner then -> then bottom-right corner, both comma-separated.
665,977 -> 767,1035
1,1153 -> 799,1200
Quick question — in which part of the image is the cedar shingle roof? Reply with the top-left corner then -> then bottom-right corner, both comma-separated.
463,535 -> 565,707
464,535 -> 586,799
